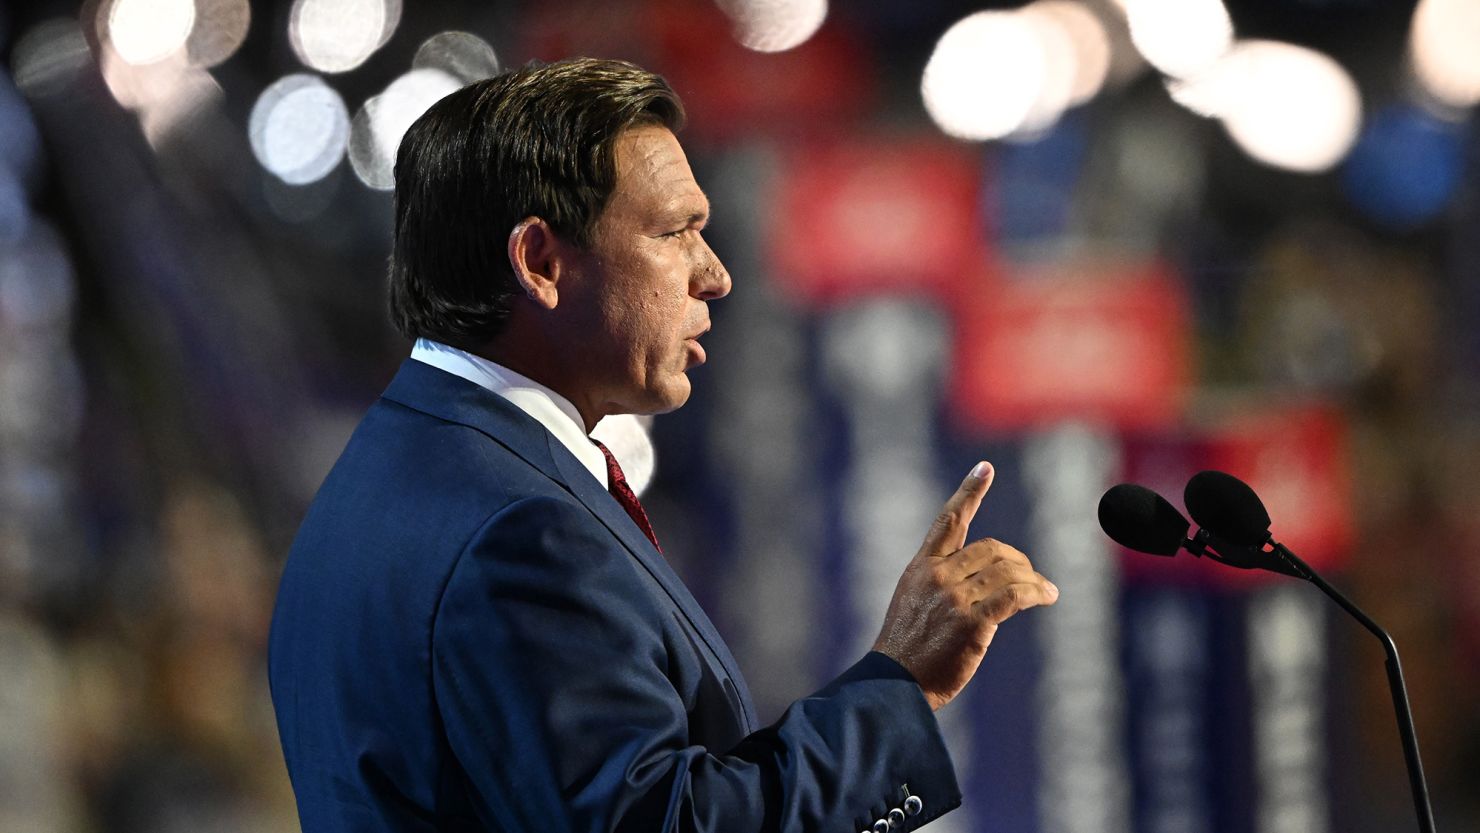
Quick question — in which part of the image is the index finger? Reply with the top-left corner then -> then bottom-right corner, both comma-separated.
919,461 -> 994,559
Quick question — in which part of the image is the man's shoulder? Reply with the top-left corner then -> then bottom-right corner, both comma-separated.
274,394 -> 590,647
301,393 -> 562,544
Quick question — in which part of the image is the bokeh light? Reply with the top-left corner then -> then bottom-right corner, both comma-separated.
105,0 -> 196,66
348,68 -> 462,190
249,74 -> 351,186
716,0 -> 828,53
1170,40 -> 1362,173
412,31 -> 500,84
1410,0 -> 1480,110
1123,0 -> 1233,79
184,0 -> 252,69
591,414 -> 657,497
1029,0 -> 1112,107
97,44 -> 222,146
1343,104 -> 1468,229
11,19 -> 93,98
1015,4 -> 1078,137
101,44 -> 188,109
923,4 -> 1111,142
289,0 -> 402,74
922,11 -> 1047,141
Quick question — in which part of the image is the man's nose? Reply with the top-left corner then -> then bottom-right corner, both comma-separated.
692,238 -> 731,301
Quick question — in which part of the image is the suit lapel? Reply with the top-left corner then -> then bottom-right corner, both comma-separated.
544,433 -> 756,730
382,359 -> 756,730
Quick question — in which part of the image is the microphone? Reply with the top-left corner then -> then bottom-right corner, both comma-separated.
1096,481 -> 1301,576
1176,470 -> 1438,833
1097,483 -> 1188,557
1184,470 -> 1272,548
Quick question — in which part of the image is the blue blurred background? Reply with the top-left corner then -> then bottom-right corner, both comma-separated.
2,0 -> 1478,831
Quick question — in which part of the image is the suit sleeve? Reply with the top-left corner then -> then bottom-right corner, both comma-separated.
431,496 -> 962,833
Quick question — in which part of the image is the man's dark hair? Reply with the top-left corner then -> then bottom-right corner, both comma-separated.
388,58 -> 686,348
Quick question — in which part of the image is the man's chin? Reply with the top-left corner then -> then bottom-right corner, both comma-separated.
613,376 -> 691,418
649,377 -> 691,414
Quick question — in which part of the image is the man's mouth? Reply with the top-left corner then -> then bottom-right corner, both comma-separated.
685,326 -> 709,366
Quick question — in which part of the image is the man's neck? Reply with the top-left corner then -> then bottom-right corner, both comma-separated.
469,341 -> 602,434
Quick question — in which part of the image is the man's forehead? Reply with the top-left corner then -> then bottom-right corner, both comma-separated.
614,126 -> 709,212
625,129 -> 693,177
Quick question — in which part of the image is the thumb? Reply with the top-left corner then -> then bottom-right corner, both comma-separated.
919,461 -> 994,559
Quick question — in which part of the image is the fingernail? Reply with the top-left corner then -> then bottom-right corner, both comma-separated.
1046,580 -> 1060,599
968,461 -> 991,481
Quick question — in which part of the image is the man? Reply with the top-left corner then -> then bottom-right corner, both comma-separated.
269,58 -> 1059,833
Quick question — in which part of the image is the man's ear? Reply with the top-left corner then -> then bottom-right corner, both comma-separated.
507,217 -> 567,310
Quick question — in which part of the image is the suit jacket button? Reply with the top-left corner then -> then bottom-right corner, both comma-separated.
903,795 -> 924,816
888,808 -> 906,827
872,820 -> 890,833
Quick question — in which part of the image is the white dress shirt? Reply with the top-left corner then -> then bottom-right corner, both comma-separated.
410,338 -> 608,490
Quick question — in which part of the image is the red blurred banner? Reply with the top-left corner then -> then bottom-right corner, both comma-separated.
950,260 -> 1191,433
767,136 -> 985,306
527,0 -> 876,143
1119,403 -> 1354,587
652,0 -> 874,142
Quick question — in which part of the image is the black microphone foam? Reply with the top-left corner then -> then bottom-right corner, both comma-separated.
1097,483 -> 1189,557
1184,470 -> 1272,547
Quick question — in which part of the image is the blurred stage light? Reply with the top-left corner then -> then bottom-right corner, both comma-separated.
289,0 -> 402,74
1410,0 -> 1480,109
1029,0 -> 1111,107
1016,4 -> 1078,137
1170,40 -> 1361,173
1123,0 -> 1232,79
412,31 -> 499,84
249,74 -> 351,186
138,68 -> 220,147
99,43 -> 170,109
184,0 -> 251,69
1343,104 -> 1467,229
104,0 -> 195,66
11,19 -> 93,98
923,11 -> 1047,141
591,414 -> 657,497
924,4 -> 1110,142
97,44 -> 221,146
716,0 -> 828,53
349,68 -> 461,190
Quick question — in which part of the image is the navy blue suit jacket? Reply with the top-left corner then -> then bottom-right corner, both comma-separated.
269,359 -> 961,832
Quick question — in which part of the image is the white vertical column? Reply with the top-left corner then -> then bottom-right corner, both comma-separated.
709,149 -> 821,718
711,290 -> 818,715
1130,592 -> 1214,833
1025,424 -> 1131,833
1249,584 -> 1329,833
820,298 -> 971,833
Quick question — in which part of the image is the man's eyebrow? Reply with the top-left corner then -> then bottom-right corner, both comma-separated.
666,196 -> 712,226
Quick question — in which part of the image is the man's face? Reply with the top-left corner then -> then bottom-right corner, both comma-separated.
559,124 -> 730,420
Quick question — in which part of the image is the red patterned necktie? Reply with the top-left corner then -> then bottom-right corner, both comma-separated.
592,439 -> 662,553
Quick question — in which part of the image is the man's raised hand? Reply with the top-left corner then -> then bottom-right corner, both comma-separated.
871,462 -> 1060,711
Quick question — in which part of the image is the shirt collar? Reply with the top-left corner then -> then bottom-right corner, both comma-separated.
409,338 -> 608,490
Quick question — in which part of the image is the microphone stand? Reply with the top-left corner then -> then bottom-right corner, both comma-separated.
1265,541 -> 1437,833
